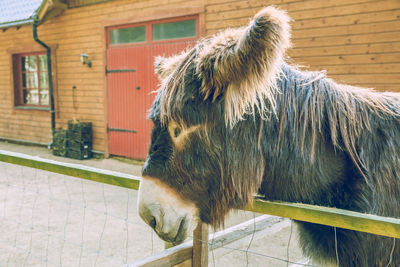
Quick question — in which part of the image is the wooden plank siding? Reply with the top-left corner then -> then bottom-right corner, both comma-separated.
0,0 -> 399,153
205,0 -> 400,90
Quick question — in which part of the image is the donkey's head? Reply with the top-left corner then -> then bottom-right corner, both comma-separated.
138,6 -> 291,244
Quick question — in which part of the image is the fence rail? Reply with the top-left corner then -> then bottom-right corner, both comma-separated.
0,150 -> 140,190
0,149 -> 399,266
248,199 -> 400,239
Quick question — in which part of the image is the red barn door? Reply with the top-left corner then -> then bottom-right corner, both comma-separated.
106,16 -> 198,159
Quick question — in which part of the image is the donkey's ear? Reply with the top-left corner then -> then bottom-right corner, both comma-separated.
196,6 -> 291,126
154,52 -> 188,80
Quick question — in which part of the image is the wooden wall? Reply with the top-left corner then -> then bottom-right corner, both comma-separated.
0,27 -> 53,145
0,0 -> 399,152
205,0 -> 400,92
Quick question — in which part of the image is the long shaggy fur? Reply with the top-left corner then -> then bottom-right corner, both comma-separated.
144,6 -> 400,266
262,63 -> 400,266
277,64 -> 400,183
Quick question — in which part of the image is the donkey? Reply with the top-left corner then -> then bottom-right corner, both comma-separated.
138,6 -> 399,266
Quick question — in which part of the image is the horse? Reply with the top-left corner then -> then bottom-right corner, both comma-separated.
138,6 -> 399,266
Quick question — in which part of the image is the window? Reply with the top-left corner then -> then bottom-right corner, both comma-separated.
152,19 -> 196,41
109,25 -> 146,45
13,52 -> 49,107
108,16 -> 198,46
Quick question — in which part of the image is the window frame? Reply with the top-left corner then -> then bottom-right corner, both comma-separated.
107,15 -> 199,48
7,44 -> 58,113
14,52 -> 50,108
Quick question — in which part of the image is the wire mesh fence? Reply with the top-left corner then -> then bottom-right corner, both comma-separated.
0,156 -> 305,267
2,149 -> 397,267
0,161 -> 165,267
200,218 -> 304,267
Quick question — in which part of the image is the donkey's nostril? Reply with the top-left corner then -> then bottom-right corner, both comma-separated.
149,216 -> 157,230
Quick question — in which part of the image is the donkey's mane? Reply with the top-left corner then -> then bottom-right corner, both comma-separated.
155,35 -> 400,182
157,53 -> 400,181
278,63 -> 400,180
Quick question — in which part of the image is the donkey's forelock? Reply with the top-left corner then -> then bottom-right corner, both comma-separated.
155,48 -> 198,126
154,6 -> 291,128
154,52 -> 190,81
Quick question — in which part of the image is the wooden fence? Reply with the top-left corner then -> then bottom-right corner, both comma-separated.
0,149 -> 399,266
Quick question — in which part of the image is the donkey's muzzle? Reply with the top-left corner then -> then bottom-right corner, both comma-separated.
138,202 -> 184,243
137,176 -> 199,244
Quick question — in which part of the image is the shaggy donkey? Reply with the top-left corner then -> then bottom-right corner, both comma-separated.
138,6 -> 399,266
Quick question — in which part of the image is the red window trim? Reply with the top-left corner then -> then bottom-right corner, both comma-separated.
107,15 -> 199,48
14,52 -> 50,108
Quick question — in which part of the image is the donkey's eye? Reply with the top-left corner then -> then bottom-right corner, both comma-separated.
173,127 -> 181,138
168,121 -> 182,140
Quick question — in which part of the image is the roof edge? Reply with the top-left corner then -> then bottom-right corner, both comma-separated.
35,0 -> 48,21
37,0 -> 67,25
0,0 -> 67,30
0,19 -> 35,29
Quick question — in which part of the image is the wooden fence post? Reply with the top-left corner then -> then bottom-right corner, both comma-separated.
193,223 -> 208,267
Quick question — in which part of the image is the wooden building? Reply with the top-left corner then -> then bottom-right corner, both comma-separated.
0,0 -> 399,159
